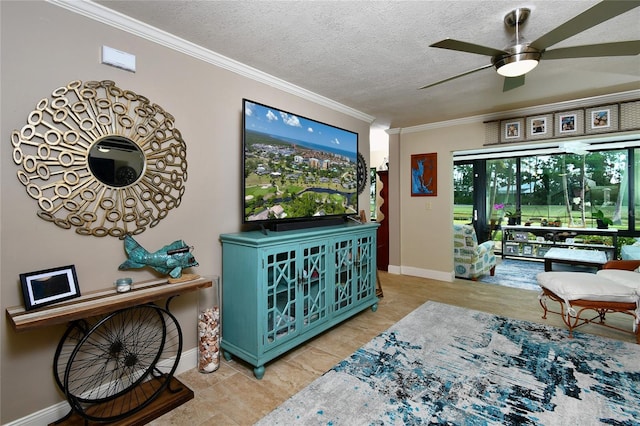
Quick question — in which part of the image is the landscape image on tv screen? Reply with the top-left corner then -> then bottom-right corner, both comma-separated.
243,99 -> 359,225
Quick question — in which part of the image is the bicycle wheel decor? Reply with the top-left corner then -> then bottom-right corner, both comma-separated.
63,304 -> 182,422
53,320 -> 89,394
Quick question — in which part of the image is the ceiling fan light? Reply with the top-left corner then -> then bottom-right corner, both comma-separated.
494,51 -> 541,77
497,59 -> 539,77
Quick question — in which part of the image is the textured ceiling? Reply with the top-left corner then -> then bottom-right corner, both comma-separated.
94,0 -> 640,129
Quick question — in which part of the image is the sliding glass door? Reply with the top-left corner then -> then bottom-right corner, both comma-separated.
454,145 -> 639,253
453,162 -> 474,224
454,161 -> 488,241
487,158 -> 517,230
634,149 -> 639,231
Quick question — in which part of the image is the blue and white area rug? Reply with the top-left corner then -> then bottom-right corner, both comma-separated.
256,301 -> 640,425
479,258 -> 543,291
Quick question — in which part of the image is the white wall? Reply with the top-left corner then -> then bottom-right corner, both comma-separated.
370,127 -> 389,171
370,127 -> 389,219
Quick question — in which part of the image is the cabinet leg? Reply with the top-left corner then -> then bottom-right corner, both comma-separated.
254,365 -> 265,380
223,350 -> 232,361
370,303 -> 378,312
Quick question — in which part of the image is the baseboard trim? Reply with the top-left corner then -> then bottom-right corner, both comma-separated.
399,266 -> 454,282
387,265 -> 401,275
5,348 -> 197,426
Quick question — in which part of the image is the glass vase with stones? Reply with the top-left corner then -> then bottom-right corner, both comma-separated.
198,276 -> 221,373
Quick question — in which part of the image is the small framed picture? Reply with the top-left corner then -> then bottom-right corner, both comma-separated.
504,121 -> 520,139
537,246 -> 550,257
559,113 -> 577,134
586,105 -> 618,134
591,109 -> 610,129
505,244 -> 518,255
20,265 -> 80,311
514,232 -> 529,242
410,153 -> 437,197
523,245 -> 533,256
530,117 -> 547,136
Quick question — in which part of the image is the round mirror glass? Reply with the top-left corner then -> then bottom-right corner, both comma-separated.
88,136 -> 145,187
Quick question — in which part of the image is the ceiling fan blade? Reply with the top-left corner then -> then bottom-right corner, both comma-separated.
503,75 -> 525,92
419,64 -> 493,90
530,0 -> 640,51
543,40 -> 640,59
430,39 -> 506,57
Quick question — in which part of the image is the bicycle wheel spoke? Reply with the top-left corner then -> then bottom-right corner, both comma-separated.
63,304 -> 182,422
53,321 -> 88,392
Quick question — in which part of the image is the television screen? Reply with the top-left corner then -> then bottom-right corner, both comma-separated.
243,99 -> 359,228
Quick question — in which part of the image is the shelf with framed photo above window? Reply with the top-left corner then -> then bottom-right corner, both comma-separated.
526,114 -> 553,140
500,119 -> 524,143
554,110 -> 585,137
586,105 -> 619,134
485,99 -> 639,146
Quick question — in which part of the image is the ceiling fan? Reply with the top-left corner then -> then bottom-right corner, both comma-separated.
420,0 -> 640,92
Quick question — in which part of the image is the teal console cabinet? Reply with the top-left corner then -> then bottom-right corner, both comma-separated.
220,223 -> 379,379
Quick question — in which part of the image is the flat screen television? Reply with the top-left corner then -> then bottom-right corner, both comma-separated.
242,99 -> 359,231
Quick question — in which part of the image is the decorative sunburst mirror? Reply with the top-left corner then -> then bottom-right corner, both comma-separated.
356,152 -> 368,195
11,80 -> 188,237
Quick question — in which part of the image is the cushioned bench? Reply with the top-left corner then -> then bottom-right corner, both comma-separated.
536,260 -> 640,343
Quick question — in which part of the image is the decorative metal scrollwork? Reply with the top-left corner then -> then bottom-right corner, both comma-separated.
356,152 -> 367,195
11,80 -> 187,237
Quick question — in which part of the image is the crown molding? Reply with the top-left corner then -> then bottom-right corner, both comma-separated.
393,90 -> 640,134
47,0 -> 375,124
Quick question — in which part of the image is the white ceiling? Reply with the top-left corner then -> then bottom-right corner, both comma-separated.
92,0 -> 640,129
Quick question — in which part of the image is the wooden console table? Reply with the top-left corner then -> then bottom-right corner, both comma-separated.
7,276 -> 212,425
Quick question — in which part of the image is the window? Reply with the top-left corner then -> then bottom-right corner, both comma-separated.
486,158 -> 517,225
454,144 -> 639,248
634,149 -> 639,231
453,163 -> 474,224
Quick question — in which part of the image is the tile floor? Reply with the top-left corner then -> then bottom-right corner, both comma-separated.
150,271 -> 636,425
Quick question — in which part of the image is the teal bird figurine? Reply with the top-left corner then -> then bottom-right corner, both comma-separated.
119,235 -> 198,278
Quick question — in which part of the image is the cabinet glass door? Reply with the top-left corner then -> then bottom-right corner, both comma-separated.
333,238 -> 354,311
264,248 -> 297,347
354,233 -> 375,302
300,242 -> 329,330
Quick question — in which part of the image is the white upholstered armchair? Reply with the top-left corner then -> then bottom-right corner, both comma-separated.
453,224 -> 497,280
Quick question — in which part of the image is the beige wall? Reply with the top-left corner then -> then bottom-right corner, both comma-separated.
390,114 -> 639,277
0,2 -> 371,422
392,123 -> 484,280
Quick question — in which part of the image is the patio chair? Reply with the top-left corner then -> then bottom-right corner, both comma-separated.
453,224 -> 497,280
